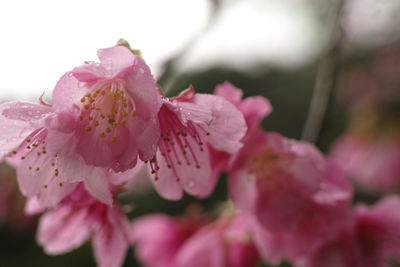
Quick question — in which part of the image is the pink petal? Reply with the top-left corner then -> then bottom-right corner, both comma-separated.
239,96 -> 272,131
193,94 -> 247,154
214,82 -> 272,131
115,117 -> 159,171
92,213 -> 129,267
0,102 -> 52,160
124,56 -> 161,119
52,72 -> 88,111
228,169 -> 257,214
97,46 -> 136,78
84,167 -> 113,205
37,204 -> 91,254
150,138 -> 212,200
175,228 -> 225,267
214,82 -> 243,104
132,214 -> 184,267
25,197 -> 46,215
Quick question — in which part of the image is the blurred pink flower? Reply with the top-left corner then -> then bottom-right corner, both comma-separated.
132,207 -> 209,267
148,86 -> 247,200
331,133 -> 400,194
37,184 -> 132,267
132,208 -> 262,267
298,196 -> 400,267
228,131 -> 353,262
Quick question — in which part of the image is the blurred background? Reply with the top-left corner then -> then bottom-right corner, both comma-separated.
1,0 -> 399,266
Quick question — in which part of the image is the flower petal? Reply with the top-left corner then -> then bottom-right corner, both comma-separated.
0,102 -> 52,161
124,57 -> 161,119
151,138 -> 212,200
37,204 -> 91,254
84,168 -> 113,205
52,72 -> 88,111
192,94 -> 247,154
92,208 -> 129,267
97,46 -> 136,78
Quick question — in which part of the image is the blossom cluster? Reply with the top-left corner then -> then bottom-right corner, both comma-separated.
1,44 -> 400,267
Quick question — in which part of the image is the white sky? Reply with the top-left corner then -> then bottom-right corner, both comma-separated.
0,0 -> 395,102
0,0 -> 211,101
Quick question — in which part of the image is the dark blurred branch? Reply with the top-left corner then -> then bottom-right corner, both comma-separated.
301,0 -> 346,143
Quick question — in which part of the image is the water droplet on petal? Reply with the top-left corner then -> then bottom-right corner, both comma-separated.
187,179 -> 196,189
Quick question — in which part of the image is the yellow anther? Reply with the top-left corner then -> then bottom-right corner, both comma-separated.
86,126 -> 92,131
131,111 -> 137,117
80,98 -> 85,103
100,132 -> 106,138
106,128 -> 111,133
84,104 -> 90,109
79,115 -> 84,120
111,136 -> 117,142
94,121 -> 100,127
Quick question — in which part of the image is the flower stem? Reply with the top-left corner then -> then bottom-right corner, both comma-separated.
301,0 -> 346,143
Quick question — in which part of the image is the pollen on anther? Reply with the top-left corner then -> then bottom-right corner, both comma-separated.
28,166 -> 32,170
154,176 -> 159,181
44,185 -> 48,189
106,128 -> 111,133
131,111 -> 137,117
59,183 -> 63,187
21,156 -> 25,160
36,167 -> 40,171
86,126 -> 92,131
196,165 -> 200,169
80,98 -> 85,103
12,151 -> 17,155
79,115 -> 84,120
26,139 -> 31,143
100,132 -> 106,138
94,121 -> 100,127
84,104 -> 90,109
111,136 -> 117,142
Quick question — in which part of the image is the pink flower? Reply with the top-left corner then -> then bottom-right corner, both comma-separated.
0,45 -> 159,206
331,132 -> 400,194
37,184 -> 132,267
132,207 -> 209,267
132,209 -> 262,267
298,196 -> 400,267
228,131 -> 353,262
174,217 -> 260,267
148,86 -> 247,200
52,45 -> 161,171
199,82 -> 272,197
